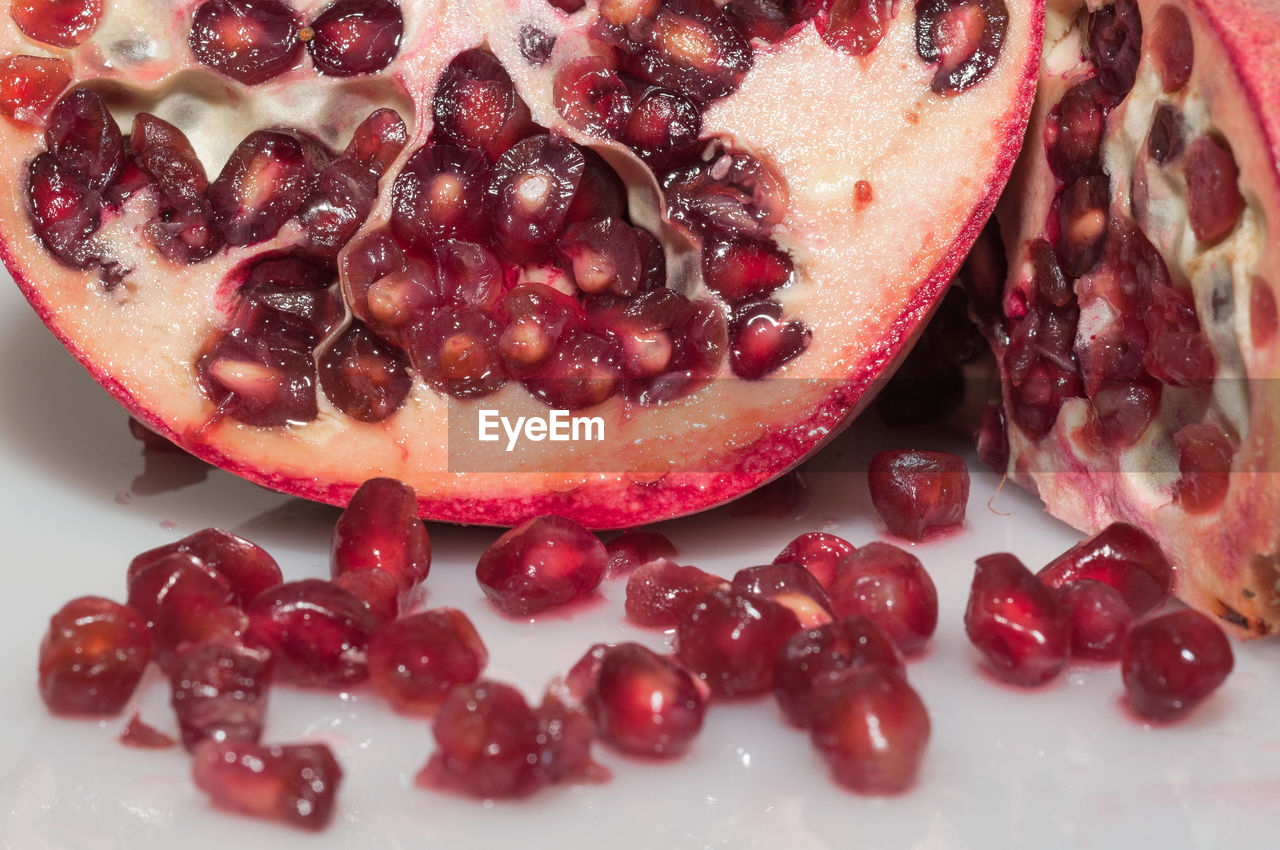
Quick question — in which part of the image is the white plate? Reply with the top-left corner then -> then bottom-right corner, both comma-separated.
1,276 -> 1277,850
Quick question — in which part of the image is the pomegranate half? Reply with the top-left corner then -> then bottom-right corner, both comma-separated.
0,0 -> 1041,527
977,0 -> 1280,635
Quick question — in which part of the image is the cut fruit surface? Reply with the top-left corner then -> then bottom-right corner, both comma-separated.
0,0 -> 1041,528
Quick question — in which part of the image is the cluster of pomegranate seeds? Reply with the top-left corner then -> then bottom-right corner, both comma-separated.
829,542 -> 938,656
366,608 -> 488,715
1121,610 -> 1234,721
773,615 -> 903,728
1037,522 -> 1172,616
193,740 -> 343,831
867,450 -> 970,540
476,515 -> 608,616
38,596 -> 152,716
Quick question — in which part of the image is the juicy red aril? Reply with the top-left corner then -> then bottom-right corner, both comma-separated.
560,217 -> 642,296
331,476 -> 431,594
548,0 -> 586,10
732,562 -> 833,628
131,114 -> 223,264
389,144 -> 491,249
367,608 -> 489,716
1122,609 -> 1233,721
663,151 -> 788,239
774,615 -> 904,729
536,690 -> 607,785
119,713 -> 177,749
566,149 -> 628,223
409,308 -> 507,398
553,55 -> 632,139
129,528 -> 283,608
476,515 -> 607,616
1173,421 -> 1235,514
243,579 -> 379,687
498,282 -> 582,376
824,0 -> 893,56
192,740 -> 342,831
1058,580 -> 1130,661
45,88 -> 123,191
725,0 -> 791,43
729,300 -> 811,380
1045,79 -> 1109,182
432,48 -> 532,157
210,130 -> 330,247
10,0 -> 101,48
332,568 -> 401,623
775,532 -> 855,591
152,588 -> 248,674
591,642 -> 704,757
1037,522 -> 1173,616
1087,0 -> 1143,98
27,153 -> 100,268
702,237 -> 794,303
522,330 -> 624,409
519,25 -> 555,65
189,0 -> 304,85
625,558 -> 727,628
605,530 -> 678,577
0,55 -> 71,126
674,586 -> 801,697
419,679 -> 544,799
1185,134 -> 1244,244
808,666 -> 930,795
623,0 -> 753,103
197,322 -> 321,426
489,134 -> 585,259
1151,4 -> 1193,92
829,542 -> 938,656
318,322 -> 413,422
965,553 -> 1070,686
307,0 -> 404,76
127,552 -> 235,628
867,449 -> 969,540
914,0 -> 1009,95
1057,175 -> 1110,277
38,596 -> 151,716
621,86 -> 701,164
170,641 -> 273,751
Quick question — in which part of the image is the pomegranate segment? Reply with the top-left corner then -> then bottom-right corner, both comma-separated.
38,596 -> 151,716
331,477 -> 432,594
169,641 -> 274,751
192,740 -> 343,831
964,553 -> 1069,687
243,579 -> 379,688
1036,523 -> 1172,617
1122,609 -> 1233,721
590,642 -> 705,757
828,543 -> 938,656
773,615 -> 904,729
673,586 -> 802,696
366,609 -> 488,716
475,515 -> 607,616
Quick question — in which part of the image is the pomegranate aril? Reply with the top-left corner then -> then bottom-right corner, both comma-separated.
434,239 -> 504,310
975,403 -> 1009,472
519,24 -> 556,65
342,107 -> 409,174
27,153 -> 101,269
775,532 -> 855,591
39,596 -> 151,716
605,530 -> 678,577
548,0 -> 586,10
476,515 -> 607,616
729,300 -> 811,380
44,88 -> 124,191
622,0 -> 753,103
1058,580 -> 1130,661
10,0 -> 101,47
1087,0 -> 1143,98
625,558 -> 727,628
119,712 -> 177,749
130,113 -> 223,264
1046,79 -> 1109,182
1122,609 -> 1233,721
621,86 -> 701,164
129,529 -> 282,608
591,642 -> 705,757
409,308 -> 508,398
534,689 -> 606,785
332,568 -> 401,623
823,0 -> 893,56
367,609 -> 488,716
914,0 -> 1009,95
565,149 -> 628,224
1087,379 -> 1161,448
170,641 -> 273,751
389,144 -> 491,249
489,134 -> 585,258
553,55 -> 633,139
808,666 -> 929,795
732,562 -> 833,628
560,217 -> 643,296
522,329 -> 624,409
432,48 -> 532,157
674,586 -> 802,697
331,476 -> 431,593
0,55 -> 71,127
829,542 -> 938,656
663,151 -> 788,239
1057,176 -> 1109,277
702,237 -> 793,302
1185,135 -> 1244,244
725,0 -> 791,43
1147,103 -> 1185,165
243,579 -> 379,687
318,323 -> 412,423
189,0 -> 304,85
192,740 -> 342,831
307,0 -> 404,76
1251,276 -> 1277,349
298,158 -> 380,257
1037,523 -> 1173,616
153,592 -> 248,675
1173,422 -> 1235,514
867,450 -> 969,541
1150,4 -> 1193,93
965,553 -> 1070,686
127,552 -> 235,628
197,323 -> 321,427
774,615 -> 904,728
1141,284 -> 1216,387
208,130 -> 330,247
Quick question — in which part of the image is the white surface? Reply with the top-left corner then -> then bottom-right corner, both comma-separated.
1,276 -> 1278,850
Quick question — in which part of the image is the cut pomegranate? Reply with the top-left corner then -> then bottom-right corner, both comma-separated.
964,553 -> 1070,686
673,586 -> 801,696
1037,522 -> 1172,616
774,532 -> 855,591
1122,609 -> 1233,721
1058,580 -> 1130,661
419,680 -> 545,799
0,0 -> 1043,529
475,515 -> 607,616
366,608 -> 488,716
590,642 -> 705,757
243,579 -> 379,688
331,477 -> 431,596
867,449 -> 970,540
624,558 -> 727,628
192,740 -> 343,831
39,596 -> 151,716
773,615 -> 904,729
828,543 -> 938,656
732,561 -> 834,628
169,641 -> 274,751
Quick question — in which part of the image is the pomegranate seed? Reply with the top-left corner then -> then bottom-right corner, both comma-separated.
331,568 -> 401,623
208,129 -> 330,246
1087,0 -> 1143,97
701,237 -> 794,302
1045,79 -> 1109,182
914,0 -> 1009,94
189,0 -> 304,85
1147,103 -> 1186,165
1058,580 -> 1131,661
1057,175 -> 1109,276
553,55 -> 633,139
367,608 -> 489,716
1173,422 -> 1235,514
774,532 -> 855,591
828,542 -> 938,656
1185,135 -> 1244,244
823,0 -> 893,56
152,589 -> 248,674
192,740 -> 343,831
534,689 -> 606,784
38,596 -> 151,716
341,107 -> 408,174
1037,522 -> 1173,616
965,553 -> 1070,686
1150,4 -> 1193,92
724,0 -> 791,43
331,477 -> 431,596
518,24 -> 556,65
605,530 -> 678,577
126,552 -> 235,628
620,86 -> 701,164
27,153 -> 100,268
297,159 -> 379,257
170,641 -> 273,751
419,679 -> 545,799
774,615 -> 904,728
243,579 -> 379,688
560,217 -> 643,296
489,134 -> 586,259
389,143 -> 492,249
624,558 -> 727,628
623,0 -> 753,103
867,449 -> 970,540
663,150 -> 788,238
45,88 -> 124,191
197,323 -> 321,426
307,0 -> 404,76
476,515 -> 607,616
119,712 -> 177,749
409,308 -> 508,398
318,323 -> 413,422
565,149 -> 628,224
548,0 -> 585,10
591,643 -> 705,757
729,301 -> 811,380
522,329 -> 624,409
975,403 -> 1009,471
433,48 -> 532,156
562,643 -> 611,703
732,562 -> 833,628
674,586 -> 801,696
10,0 -> 102,48
0,55 -> 71,126
1122,609 -> 1234,721
129,528 -> 283,607
1251,276 -> 1278,349
808,666 -> 930,795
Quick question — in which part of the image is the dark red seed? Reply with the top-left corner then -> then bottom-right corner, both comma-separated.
1185,135 -> 1244,244
774,614 -> 904,728
1037,523 -> 1173,616
1147,103 -> 1185,166
965,553 -> 1070,686
192,740 -> 343,831
27,152 -> 101,268
620,86 -> 701,164
498,283 -> 584,377
10,0 -> 102,48
196,323 -> 321,427
534,689 -> 607,785
129,528 -> 283,608
975,403 -> 1009,472
39,596 -> 151,716
367,609 -> 489,716
476,515 -> 607,616
605,530 -> 678,578
208,129 -> 330,246
774,532 -> 855,591
390,144 -> 493,249
1057,175 -> 1110,277
1173,422 -> 1235,514
823,0 -> 893,56
243,579 -> 380,687
808,666 -> 929,795
490,134 -> 586,259
341,107 -> 408,174
553,55 -> 633,139
1087,379 -> 1161,449
1150,4 -> 1193,92
867,449 -> 969,540
732,562 -> 833,628
307,0 -> 404,76
45,88 -> 124,190
674,586 -> 802,696
1045,78 -> 1109,182
625,558 -> 727,628
132,113 -> 223,264
331,569 -> 401,623
829,542 -> 938,656
592,642 -> 705,757
170,641 -> 273,751
623,0 -> 753,103
1122,609 -> 1233,721
152,590 -> 248,674
701,237 -> 793,302
1058,580 -> 1131,661
432,48 -> 532,157
296,159 -> 378,258
548,0 -> 585,10
189,0 -> 304,85
725,0 -> 791,43
1087,0 -> 1143,97
522,330 -> 624,409
331,477 -> 431,594
564,149 -> 628,224
0,55 -> 71,126
318,323 -> 413,423
119,712 -> 177,749
663,150 -> 788,239
127,552 -> 235,628
409,308 -> 508,399
914,0 -> 1009,95
729,300 -> 811,380
561,217 -> 643,296
518,25 -> 556,65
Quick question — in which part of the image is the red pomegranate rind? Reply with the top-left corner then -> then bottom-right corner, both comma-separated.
773,614 -> 904,729
366,608 -> 489,716
984,0 -> 1280,637
673,586 -> 801,697
1037,522 -> 1172,616
476,515 -> 607,616
1121,608 -> 1233,721
624,557 -> 727,628
38,596 -> 150,716
828,542 -> 938,656
0,0 -> 1044,530
243,579 -> 379,688
867,449 -> 971,540
964,552 -> 1069,686
192,740 -> 343,831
